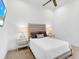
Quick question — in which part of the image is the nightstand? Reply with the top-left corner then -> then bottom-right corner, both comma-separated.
16,38 -> 30,51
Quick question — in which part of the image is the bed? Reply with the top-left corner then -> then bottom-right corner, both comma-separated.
30,37 -> 72,59
28,24 -> 72,59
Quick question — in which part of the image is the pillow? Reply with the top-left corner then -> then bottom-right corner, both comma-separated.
31,32 -> 37,38
36,34 -> 44,38
37,31 -> 47,37
30,31 -> 47,38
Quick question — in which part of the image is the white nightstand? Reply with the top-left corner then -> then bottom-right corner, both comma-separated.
16,38 -> 30,51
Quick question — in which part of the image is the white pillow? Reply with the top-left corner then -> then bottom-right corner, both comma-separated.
36,34 -> 44,38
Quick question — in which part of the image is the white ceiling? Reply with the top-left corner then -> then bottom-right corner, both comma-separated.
26,0 -> 75,9
4,0 -> 76,9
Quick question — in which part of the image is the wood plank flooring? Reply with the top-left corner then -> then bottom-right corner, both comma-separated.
5,48 -> 34,59
5,46 -> 79,59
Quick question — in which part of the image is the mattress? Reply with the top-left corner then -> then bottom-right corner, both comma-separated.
30,37 -> 70,59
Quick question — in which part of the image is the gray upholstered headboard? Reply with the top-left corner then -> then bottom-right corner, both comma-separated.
28,24 -> 47,38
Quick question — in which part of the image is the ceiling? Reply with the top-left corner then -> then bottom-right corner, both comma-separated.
26,0 -> 75,9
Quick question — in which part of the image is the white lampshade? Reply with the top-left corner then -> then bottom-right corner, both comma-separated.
46,25 -> 55,35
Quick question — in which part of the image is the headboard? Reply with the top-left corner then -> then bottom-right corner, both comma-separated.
28,24 -> 47,38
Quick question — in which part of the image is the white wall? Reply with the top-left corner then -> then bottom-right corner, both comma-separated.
7,0 -> 54,50
7,0 -> 79,51
0,22 -> 8,59
51,0 -> 79,46
0,27 -> 8,59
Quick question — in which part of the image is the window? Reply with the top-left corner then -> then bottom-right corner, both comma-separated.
0,0 -> 6,27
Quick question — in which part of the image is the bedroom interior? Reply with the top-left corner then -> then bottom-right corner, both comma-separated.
0,0 -> 79,59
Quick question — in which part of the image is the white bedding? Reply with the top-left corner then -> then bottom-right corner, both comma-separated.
30,37 -> 70,59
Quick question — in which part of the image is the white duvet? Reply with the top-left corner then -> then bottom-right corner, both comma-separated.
30,37 -> 70,59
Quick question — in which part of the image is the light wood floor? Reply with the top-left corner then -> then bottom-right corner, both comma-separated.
5,46 -> 79,59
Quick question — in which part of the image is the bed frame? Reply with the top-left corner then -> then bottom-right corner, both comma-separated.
55,48 -> 72,59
